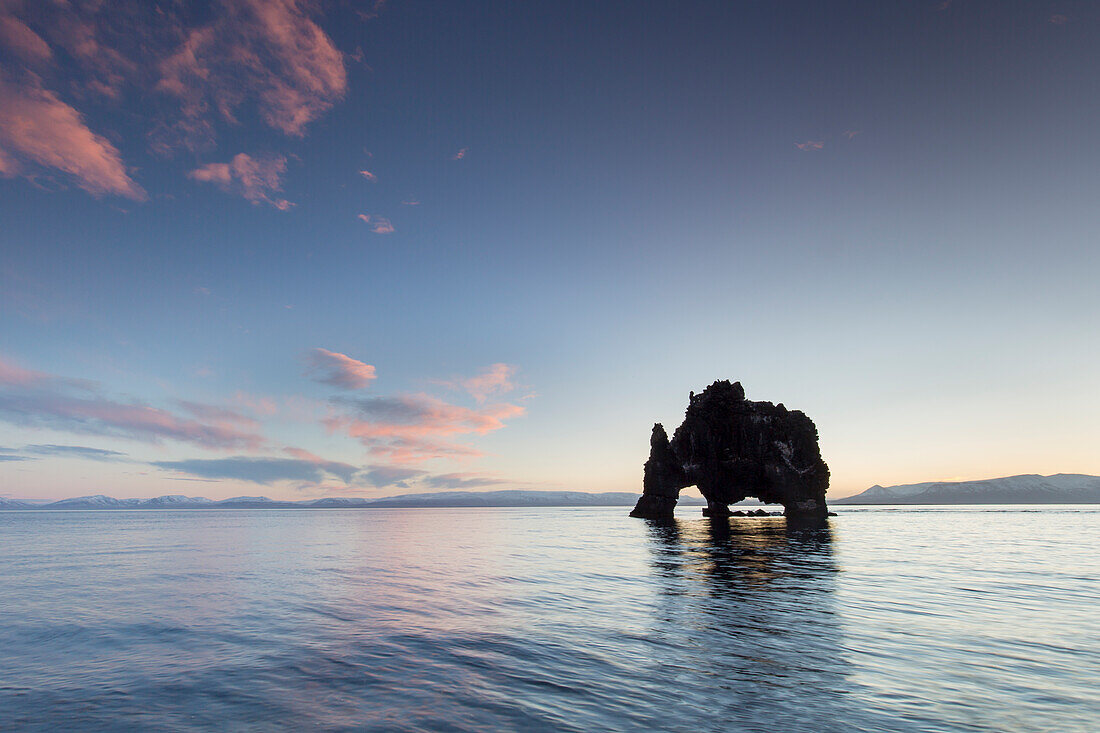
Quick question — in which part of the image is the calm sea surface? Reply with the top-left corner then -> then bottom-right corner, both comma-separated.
1,506 -> 1097,732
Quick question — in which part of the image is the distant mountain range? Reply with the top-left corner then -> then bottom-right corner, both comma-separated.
8,475 -> 1095,509
835,474 -> 1100,504
0,490 -> 707,510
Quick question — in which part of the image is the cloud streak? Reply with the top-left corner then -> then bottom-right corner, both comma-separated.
325,392 -> 525,463
0,355 -> 265,450
153,455 -> 356,485
423,473 -> 509,489
359,464 -> 427,488
306,348 -> 377,390
23,444 -> 127,461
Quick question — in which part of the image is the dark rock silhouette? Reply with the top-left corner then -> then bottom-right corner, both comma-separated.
630,380 -> 830,521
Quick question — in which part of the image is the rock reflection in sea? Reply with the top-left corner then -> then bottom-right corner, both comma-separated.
632,516 -> 879,731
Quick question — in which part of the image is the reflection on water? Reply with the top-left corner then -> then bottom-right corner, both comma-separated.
0,507 -> 1097,732
636,518 -> 876,731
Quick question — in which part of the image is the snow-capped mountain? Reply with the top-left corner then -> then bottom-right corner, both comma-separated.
0,497 -> 31,508
143,495 -> 214,507
835,474 -> 1100,504
46,495 -> 145,509
1,490 -> 706,509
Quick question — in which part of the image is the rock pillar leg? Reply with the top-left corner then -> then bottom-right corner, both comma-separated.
629,423 -> 686,520
629,494 -> 678,520
701,500 -> 730,518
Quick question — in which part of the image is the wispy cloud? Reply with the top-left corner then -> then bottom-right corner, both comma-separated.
0,71 -> 145,199
23,444 -> 127,461
359,169 -> 377,182
152,455 -> 356,485
1049,14 -> 1068,25
795,140 -> 825,151
0,354 -> 265,450
452,147 -> 468,160
176,401 -> 260,428
843,130 -> 861,140
0,356 -> 96,391
306,348 -> 377,390
443,363 -> 518,403
0,445 -> 32,463
189,153 -> 292,209
359,464 -> 427,488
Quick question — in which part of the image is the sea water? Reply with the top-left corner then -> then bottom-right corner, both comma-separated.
1,506 -> 1097,731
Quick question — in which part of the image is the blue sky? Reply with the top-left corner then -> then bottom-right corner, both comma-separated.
1,0 -> 1097,500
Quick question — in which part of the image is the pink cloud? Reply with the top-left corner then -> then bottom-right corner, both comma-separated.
844,130 -> 861,140
0,72 -> 145,199
370,217 -> 394,234
452,147 -> 468,160
233,392 -> 279,417
156,0 -> 347,140
306,348 -> 377,390
325,393 -> 525,463
360,169 -> 377,182
0,14 -> 51,64
358,214 -> 394,233
283,446 -> 329,463
0,1 -> 355,196
401,199 -> 420,206
795,140 -> 825,151
0,356 -> 52,388
189,153 -> 292,209
458,363 -> 518,403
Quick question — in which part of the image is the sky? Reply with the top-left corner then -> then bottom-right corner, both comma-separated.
1,0 -> 1097,502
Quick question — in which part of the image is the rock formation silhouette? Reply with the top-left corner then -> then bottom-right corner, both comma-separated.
630,380 -> 830,521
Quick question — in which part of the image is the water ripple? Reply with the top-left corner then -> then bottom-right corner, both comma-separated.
0,506 -> 1096,731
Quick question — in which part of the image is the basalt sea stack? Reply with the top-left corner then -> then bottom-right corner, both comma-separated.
630,380 -> 830,520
